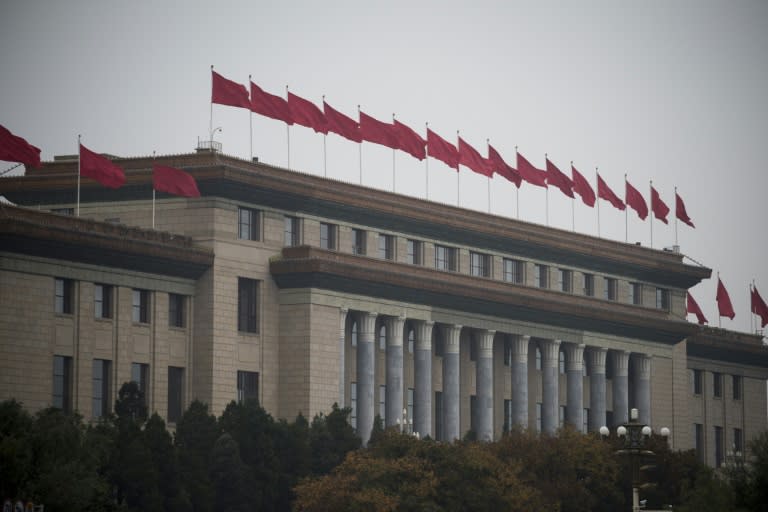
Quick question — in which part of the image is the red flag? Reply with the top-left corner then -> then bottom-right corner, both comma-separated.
716,277 -> 735,320
676,192 -> 695,228
516,152 -> 547,187
0,124 -> 41,168
211,70 -> 250,109
651,186 -> 670,224
250,82 -> 293,125
323,101 -> 361,143
545,158 -> 574,198
625,179 -> 648,220
153,164 -> 200,198
79,144 -> 125,189
393,119 -> 426,160
597,174 -> 625,211
426,128 -> 458,169
359,111 -> 398,150
458,137 -> 492,177
752,286 -> 768,328
687,293 -> 708,325
287,92 -> 328,134
571,165 -> 595,207
487,145 -> 521,187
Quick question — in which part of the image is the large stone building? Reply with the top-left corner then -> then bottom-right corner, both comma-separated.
1,149 -> 766,468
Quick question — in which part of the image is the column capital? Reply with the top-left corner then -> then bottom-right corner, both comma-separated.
478,330 -> 495,358
444,324 -> 462,354
339,307 -> 349,328
359,311 -> 378,336
386,315 -> 406,347
416,320 -> 434,351
636,353 -> 652,380
510,335 -> 530,364
565,343 -> 586,372
539,338 -> 561,368
611,350 -> 630,377
586,347 -> 608,374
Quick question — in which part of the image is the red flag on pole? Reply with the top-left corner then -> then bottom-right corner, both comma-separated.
287,92 -> 328,134
751,285 -> 768,328
250,82 -> 293,124
487,145 -> 521,187
359,111 -> 398,150
458,137 -> 492,177
571,165 -> 595,207
426,128 -> 459,169
625,180 -> 648,220
153,164 -> 201,198
716,277 -> 736,320
545,158 -> 574,197
0,124 -> 41,168
516,152 -> 547,187
79,144 -> 125,189
323,101 -> 361,143
597,174 -> 625,211
687,292 -> 708,325
393,119 -> 426,160
651,186 -> 670,224
676,192 -> 695,228
211,70 -> 250,109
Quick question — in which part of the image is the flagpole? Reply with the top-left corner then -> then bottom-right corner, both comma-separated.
717,271 -> 721,328
596,167 -> 601,238
358,105 -> 362,184
392,114 -> 396,192
570,161 -> 575,232
515,146 -> 520,219
650,180 -> 654,248
77,134 -> 81,217
322,95 -> 328,177
674,186 -> 679,246
425,122 -> 430,200
286,85 -> 291,169
152,150 -> 156,230
751,281 -> 755,334
209,65 -> 214,143
487,139 -> 491,214
544,153 -> 549,226
624,174 -> 628,243
248,74 -> 253,161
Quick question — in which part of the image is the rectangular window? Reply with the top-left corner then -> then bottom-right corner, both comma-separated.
284,216 -> 300,247
53,355 -> 73,413
378,234 -> 394,260
352,228 -> 366,255
92,359 -> 111,419
694,423 -> 704,463
584,273 -> 595,297
236,370 -> 259,403
168,293 -> 185,328
715,426 -> 724,467
470,395 -> 477,433
656,288 -> 670,310
734,427 -> 744,453
713,372 -> 723,398
534,264 -> 548,288
55,278 -> 74,314
559,405 -> 566,428
629,283 -> 643,305
733,375 -> 743,400
583,408 -> 590,433
350,382 -> 357,429
378,325 -> 387,351
469,338 -> 477,361
131,362 -> 149,405
406,239 -> 422,265
503,258 -> 524,284
504,340 -> 512,366
167,366 -> 184,423
94,283 -> 112,319
434,245 -> 457,272
320,222 -> 337,250
692,369 -> 703,395
536,402 -> 543,432
379,385 -> 386,424
470,252 -> 491,278
407,388 -> 414,423
504,399 -> 513,431
604,277 -> 617,301
535,347 -> 542,370
237,278 -> 259,333
435,391 -> 444,441
132,289 -> 150,323
606,410 -> 614,428
558,268 -> 572,293
238,207 -> 260,241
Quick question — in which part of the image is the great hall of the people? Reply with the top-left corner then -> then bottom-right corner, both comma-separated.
1,148 -> 767,468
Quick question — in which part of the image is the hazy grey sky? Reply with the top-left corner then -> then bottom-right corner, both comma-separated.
2,0 -> 767,333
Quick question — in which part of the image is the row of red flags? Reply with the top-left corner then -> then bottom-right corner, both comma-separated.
213,70 -> 695,228
687,279 -> 768,328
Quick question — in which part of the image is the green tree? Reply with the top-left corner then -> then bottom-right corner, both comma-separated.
0,400 -> 34,501
175,400 -> 220,512
308,403 -> 360,475
210,432 -> 255,512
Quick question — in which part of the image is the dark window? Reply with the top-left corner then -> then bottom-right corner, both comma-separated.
169,293 -> 185,328
435,245 -> 457,271
504,339 -> 512,366
407,327 -> 415,353
559,268 -> 572,293
504,258 -> 525,284
534,264 -> 548,288
284,216 -> 300,247
469,337 -> 477,361
694,423 -> 704,463
53,355 -> 72,413
583,408 -> 590,433
433,328 -> 444,357
713,372 -> 723,398
407,387 -> 414,421
584,273 -> 595,297
378,234 -> 394,260
132,289 -> 150,323
379,385 -> 386,423
352,229 -> 366,255
351,321 -> 358,347
604,278 -> 618,301
606,410 -> 614,428
470,395 -> 477,433
715,426 -> 724,467
237,278 -> 259,333
237,370 -> 259,403
94,283 -> 112,319
92,359 -> 111,419
350,382 -> 357,429
559,405 -> 566,428
734,427 -> 744,453
559,350 -> 566,374
378,324 -> 387,350
733,375 -> 742,400
504,399 -> 513,432
692,369 -> 703,395
407,239 -> 422,265
435,391 -> 444,441
656,288 -> 670,310
320,223 -> 336,250
630,283 -> 643,305
470,252 -> 491,278
167,366 -> 184,423
238,207 -> 260,241
536,402 -> 542,432
131,362 -> 149,406
535,347 -> 542,370
55,278 -> 74,314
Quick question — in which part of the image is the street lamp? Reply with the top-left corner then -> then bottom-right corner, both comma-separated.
396,407 -> 420,439
600,408 -> 670,512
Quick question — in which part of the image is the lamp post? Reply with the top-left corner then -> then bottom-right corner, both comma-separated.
396,407 -> 420,439
600,408 -> 670,512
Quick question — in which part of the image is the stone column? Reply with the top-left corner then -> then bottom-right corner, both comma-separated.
414,321 -> 434,438
476,330 -> 495,441
443,324 -> 462,441
385,315 -> 406,428
635,354 -> 652,426
339,308 -> 348,407
565,343 -> 585,432
612,350 -> 630,426
510,335 -> 530,428
587,347 -> 607,432
540,338 -> 561,434
357,312 -> 378,445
